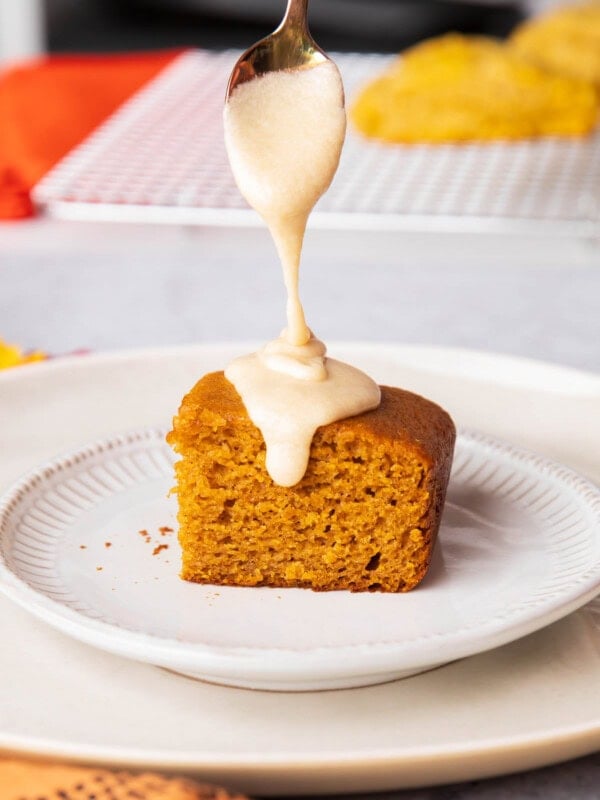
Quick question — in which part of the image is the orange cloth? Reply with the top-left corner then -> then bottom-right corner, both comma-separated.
0,50 -> 182,219
0,758 -> 247,799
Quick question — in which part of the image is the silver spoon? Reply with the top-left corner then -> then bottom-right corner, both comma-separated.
226,0 -> 330,100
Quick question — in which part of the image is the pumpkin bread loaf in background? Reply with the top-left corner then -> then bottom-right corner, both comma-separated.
510,2 -> 600,88
350,33 -> 597,143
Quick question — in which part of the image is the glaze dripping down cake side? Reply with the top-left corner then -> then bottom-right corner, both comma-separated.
167,372 -> 455,593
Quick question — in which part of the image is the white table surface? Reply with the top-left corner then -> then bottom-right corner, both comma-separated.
1,218 -> 599,371
0,215 -> 599,798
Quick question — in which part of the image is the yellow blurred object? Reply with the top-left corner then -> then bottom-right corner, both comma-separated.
350,33 -> 598,143
510,2 -> 600,88
0,339 -> 46,370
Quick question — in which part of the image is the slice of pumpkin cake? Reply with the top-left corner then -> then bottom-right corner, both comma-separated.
167,371 -> 455,593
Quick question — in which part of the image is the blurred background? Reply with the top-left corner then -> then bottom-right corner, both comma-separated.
1,0 -> 561,62
0,0 -> 598,370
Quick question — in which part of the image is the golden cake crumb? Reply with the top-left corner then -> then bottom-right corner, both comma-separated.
167,372 -> 455,593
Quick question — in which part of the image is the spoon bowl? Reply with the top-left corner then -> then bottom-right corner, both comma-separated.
226,0 -> 330,99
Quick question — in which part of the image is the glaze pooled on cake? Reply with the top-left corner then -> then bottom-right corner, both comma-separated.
224,61 -> 380,486
226,335 -> 381,487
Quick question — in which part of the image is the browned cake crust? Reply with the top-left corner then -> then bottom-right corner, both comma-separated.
167,371 -> 455,593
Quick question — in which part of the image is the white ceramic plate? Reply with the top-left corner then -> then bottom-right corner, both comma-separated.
0,345 -> 599,791
1,429 -> 600,691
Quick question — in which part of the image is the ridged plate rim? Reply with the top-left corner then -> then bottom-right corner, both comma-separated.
0,425 -> 599,683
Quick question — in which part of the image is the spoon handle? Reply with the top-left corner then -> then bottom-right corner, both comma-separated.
282,0 -> 309,31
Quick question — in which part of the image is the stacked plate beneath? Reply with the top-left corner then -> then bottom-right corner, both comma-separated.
0,344 -> 599,792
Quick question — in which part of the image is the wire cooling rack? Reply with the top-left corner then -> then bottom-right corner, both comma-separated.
33,50 -> 600,236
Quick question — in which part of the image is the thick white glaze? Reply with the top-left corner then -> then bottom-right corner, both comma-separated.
224,61 -> 380,485
224,62 -> 345,346
226,337 -> 380,487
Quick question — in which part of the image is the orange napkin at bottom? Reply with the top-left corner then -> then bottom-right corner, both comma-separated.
0,50 -> 182,219
0,759 -> 248,800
